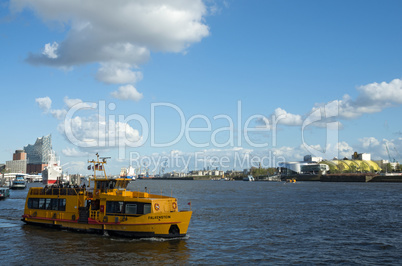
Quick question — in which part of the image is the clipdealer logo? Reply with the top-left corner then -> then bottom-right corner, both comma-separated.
63,100 -> 340,168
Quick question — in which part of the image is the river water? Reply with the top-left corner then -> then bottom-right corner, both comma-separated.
1,181 -> 401,265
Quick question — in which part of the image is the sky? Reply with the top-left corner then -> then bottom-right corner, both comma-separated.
1,0 -> 402,175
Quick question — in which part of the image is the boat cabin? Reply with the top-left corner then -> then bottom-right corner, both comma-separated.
93,178 -> 130,193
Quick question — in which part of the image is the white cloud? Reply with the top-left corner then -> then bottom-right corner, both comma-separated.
338,78 -> 402,119
42,42 -> 58,59
356,79 -> 402,105
62,161 -> 87,173
36,96 -> 143,151
359,137 -> 380,149
11,0 -> 209,84
61,147 -> 88,157
60,114 -> 142,148
355,137 -> 402,161
259,78 -> 402,129
273,108 -> 303,126
96,63 -> 143,84
63,96 -> 94,109
337,141 -> 354,159
35,96 -> 52,112
41,97 -> 95,120
111,85 -> 143,102
258,108 -> 303,129
64,97 -> 83,109
50,109 -> 67,120
272,145 -> 305,161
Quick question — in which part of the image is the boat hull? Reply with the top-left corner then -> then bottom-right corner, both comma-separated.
22,186 -> 192,239
22,211 -> 192,238
11,184 -> 26,189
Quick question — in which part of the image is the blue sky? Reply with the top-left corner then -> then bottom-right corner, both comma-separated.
1,0 -> 402,174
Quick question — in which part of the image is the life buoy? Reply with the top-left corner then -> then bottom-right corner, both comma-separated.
154,203 -> 160,211
172,202 -> 177,209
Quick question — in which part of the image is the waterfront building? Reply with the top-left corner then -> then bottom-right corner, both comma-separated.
303,155 -> 322,163
13,150 -> 26,161
5,150 -> 27,173
6,159 -> 27,174
280,152 -> 381,176
189,170 -> 224,176
24,135 -> 52,174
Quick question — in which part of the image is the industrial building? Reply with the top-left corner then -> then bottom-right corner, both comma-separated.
279,153 -> 382,176
279,155 -> 329,176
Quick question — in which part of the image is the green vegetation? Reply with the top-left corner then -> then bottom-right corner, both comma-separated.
250,167 -> 276,177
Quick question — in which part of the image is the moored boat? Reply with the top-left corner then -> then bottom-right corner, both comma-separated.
0,187 -> 10,199
11,175 -> 27,189
21,154 -> 192,238
243,175 -> 255,181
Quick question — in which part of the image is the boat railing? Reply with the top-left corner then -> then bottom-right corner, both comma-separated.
30,187 -> 87,196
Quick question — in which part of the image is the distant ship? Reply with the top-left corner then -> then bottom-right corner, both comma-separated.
120,166 -> 136,181
42,152 -> 62,185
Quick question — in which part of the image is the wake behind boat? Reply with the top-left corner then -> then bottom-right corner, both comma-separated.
21,154 -> 192,238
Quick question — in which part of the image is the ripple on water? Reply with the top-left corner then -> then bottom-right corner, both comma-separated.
0,181 -> 402,264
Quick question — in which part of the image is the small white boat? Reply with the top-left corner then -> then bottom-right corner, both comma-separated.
11,175 -> 27,189
0,187 -> 10,199
243,175 -> 255,181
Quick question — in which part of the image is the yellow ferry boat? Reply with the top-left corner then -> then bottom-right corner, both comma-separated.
21,154 -> 192,238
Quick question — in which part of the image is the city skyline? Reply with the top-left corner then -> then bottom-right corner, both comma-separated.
1,1 -> 402,174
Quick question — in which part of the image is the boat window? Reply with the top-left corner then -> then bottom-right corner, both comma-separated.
28,198 -> 66,211
106,201 -> 124,214
106,201 -> 152,215
39,198 -> 46,209
114,180 -> 129,189
108,180 -> 116,189
43,199 -> 50,209
58,199 -> 66,211
28,198 -> 39,209
143,204 -> 151,214
49,199 -> 58,210
125,204 -> 137,215
33,199 -> 39,209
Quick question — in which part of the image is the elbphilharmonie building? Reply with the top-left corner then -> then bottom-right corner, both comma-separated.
24,134 -> 52,173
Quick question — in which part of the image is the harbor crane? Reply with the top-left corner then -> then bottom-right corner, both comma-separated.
394,147 -> 401,162
385,142 -> 396,163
